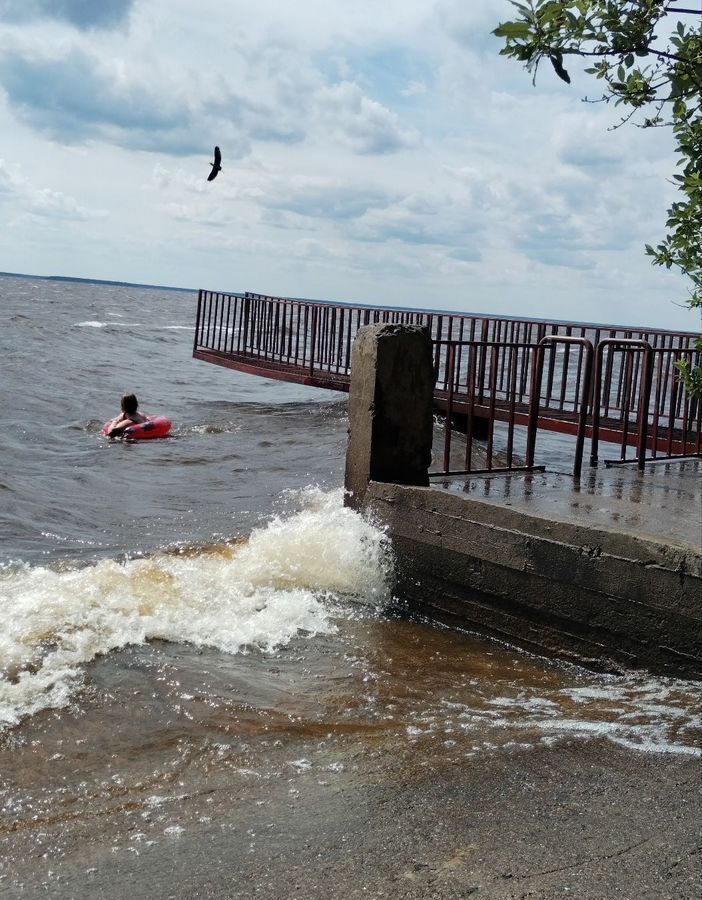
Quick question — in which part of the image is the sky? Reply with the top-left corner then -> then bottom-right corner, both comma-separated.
0,0 -> 697,330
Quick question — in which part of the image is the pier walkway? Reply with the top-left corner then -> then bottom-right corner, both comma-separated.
435,457 -> 701,551
193,289 -> 701,476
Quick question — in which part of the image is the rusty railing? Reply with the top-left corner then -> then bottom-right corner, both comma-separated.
193,289 -> 701,474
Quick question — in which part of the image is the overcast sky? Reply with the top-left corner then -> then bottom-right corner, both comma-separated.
0,0 -> 696,330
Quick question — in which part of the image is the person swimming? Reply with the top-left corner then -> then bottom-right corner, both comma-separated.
106,393 -> 147,437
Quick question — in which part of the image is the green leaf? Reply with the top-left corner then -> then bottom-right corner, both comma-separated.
493,21 -> 532,39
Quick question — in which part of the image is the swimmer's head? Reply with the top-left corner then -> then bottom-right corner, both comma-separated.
121,393 -> 139,414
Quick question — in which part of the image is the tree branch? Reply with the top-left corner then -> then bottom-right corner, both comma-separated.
559,47 -> 690,64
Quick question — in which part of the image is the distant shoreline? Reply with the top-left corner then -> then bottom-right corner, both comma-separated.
0,270 -> 195,294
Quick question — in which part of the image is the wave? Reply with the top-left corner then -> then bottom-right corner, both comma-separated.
73,322 -> 190,330
199,399 -> 347,415
0,489 -> 392,730
74,321 -> 144,328
179,422 -> 241,436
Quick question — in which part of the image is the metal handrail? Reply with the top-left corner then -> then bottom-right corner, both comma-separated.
590,339 -> 653,470
193,290 -> 702,473
527,336 -> 594,477
432,337 -> 595,477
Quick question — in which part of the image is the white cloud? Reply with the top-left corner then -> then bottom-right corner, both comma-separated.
0,157 -> 22,195
0,158 -> 106,220
317,81 -> 419,155
0,0 -> 695,331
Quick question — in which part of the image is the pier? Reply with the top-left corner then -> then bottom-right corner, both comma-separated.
193,292 -> 702,677
193,289 -> 701,477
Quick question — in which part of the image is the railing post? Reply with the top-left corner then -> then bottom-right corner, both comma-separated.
193,289 -> 203,352
204,290 -> 213,349
536,336 -> 594,477
526,345 -> 544,469
636,345 -> 654,470
486,345 -> 499,470
464,347 -> 477,473
574,340 -> 594,478
591,339 -> 653,468
443,343 -> 456,473
242,295 -> 251,352
591,341 -> 605,467
309,306 -> 318,377
506,345 -> 518,466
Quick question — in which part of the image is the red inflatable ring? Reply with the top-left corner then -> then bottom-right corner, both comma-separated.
103,416 -> 172,440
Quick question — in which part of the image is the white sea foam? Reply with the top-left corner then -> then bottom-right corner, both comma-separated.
73,321 -> 143,328
0,488 -> 392,729
438,679 -> 702,756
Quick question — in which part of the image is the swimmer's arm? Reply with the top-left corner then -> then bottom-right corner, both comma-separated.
107,416 -> 129,436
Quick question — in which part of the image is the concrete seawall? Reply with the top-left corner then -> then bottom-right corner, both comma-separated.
346,322 -> 702,679
365,480 -> 702,677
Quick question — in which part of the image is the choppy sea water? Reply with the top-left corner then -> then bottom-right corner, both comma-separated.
1,274 -> 701,890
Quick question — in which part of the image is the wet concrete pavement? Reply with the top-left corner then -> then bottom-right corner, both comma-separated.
2,623 -> 701,900
435,458 -> 701,550
2,736 -> 699,900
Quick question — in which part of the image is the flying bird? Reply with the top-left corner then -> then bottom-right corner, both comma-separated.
207,146 -> 222,181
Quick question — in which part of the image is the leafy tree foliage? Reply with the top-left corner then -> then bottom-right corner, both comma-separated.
494,1 -> 702,396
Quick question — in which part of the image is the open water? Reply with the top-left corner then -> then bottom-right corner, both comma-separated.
1,274 -> 701,893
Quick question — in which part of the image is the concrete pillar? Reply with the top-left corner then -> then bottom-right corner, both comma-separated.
344,323 -> 434,509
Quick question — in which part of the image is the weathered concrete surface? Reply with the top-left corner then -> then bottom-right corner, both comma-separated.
365,477 -> 702,677
433,459 -> 702,551
3,739 -> 700,899
345,324 -> 433,509
2,620 -> 700,900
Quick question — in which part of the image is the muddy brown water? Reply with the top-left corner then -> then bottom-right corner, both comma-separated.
2,614 -> 701,892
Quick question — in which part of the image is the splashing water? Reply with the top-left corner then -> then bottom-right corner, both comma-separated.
0,489 -> 393,729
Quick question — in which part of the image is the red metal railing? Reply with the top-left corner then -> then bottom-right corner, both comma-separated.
591,341 -> 702,468
436,339 -> 547,477
435,336 -> 594,477
194,291 -> 436,390
193,289 -> 701,474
